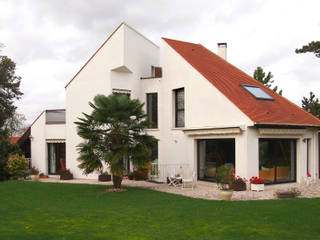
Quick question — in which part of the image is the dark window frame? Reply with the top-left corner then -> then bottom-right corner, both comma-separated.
174,88 -> 185,128
146,93 -> 158,129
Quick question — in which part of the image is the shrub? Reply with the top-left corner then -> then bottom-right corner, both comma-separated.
6,154 -> 29,179
216,165 -> 234,190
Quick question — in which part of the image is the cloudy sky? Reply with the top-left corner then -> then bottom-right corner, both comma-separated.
1,0 -> 319,125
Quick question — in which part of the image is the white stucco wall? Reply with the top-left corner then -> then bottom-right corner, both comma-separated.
30,112 -> 66,175
30,112 -> 46,173
66,23 -> 160,178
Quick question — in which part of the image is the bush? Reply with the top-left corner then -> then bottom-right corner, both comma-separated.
0,139 -> 21,181
6,154 -> 29,179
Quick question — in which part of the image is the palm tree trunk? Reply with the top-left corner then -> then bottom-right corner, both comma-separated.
112,175 -> 122,188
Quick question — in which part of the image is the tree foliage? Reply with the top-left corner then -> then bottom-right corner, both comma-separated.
0,46 -> 23,180
301,92 -> 320,119
295,41 -> 320,58
75,94 -> 157,188
253,66 -> 282,95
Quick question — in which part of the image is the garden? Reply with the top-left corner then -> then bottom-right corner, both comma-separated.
1,181 -> 320,240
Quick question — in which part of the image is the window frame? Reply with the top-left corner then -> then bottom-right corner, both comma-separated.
241,84 -> 274,101
146,92 -> 158,129
174,88 -> 185,128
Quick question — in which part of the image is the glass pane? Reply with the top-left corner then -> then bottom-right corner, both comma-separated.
176,89 -> 184,109
198,139 -> 235,182
259,139 -> 296,184
147,93 -> 158,128
242,85 -> 274,100
177,110 -> 184,127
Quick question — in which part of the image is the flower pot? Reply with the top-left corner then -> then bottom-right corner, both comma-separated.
251,183 -> 264,192
40,175 -> 49,179
30,175 -> 39,182
98,174 -> 111,182
276,192 -> 297,199
60,174 -> 73,180
232,182 -> 247,191
220,190 -> 233,200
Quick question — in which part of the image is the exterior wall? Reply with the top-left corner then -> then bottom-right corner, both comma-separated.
45,124 -> 66,139
246,127 -> 319,183
30,112 -> 46,173
30,112 -> 66,175
66,23 -> 159,179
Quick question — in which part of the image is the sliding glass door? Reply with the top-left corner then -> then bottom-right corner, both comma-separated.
197,139 -> 235,182
259,139 -> 296,184
48,143 -> 66,174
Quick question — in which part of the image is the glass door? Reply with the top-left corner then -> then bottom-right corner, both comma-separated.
48,143 -> 66,174
259,139 -> 296,184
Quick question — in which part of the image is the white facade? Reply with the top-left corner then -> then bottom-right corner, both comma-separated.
28,22 -> 320,183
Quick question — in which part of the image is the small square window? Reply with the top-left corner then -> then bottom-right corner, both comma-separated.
241,84 -> 274,101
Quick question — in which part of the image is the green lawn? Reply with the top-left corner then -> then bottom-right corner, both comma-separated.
0,181 -> 319,240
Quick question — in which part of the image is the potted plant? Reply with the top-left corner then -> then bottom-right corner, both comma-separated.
128,172 -> 134,180
232,176 -> 247,191
250,176 -> 264,191
29,166 -> 40,181
39,173 -> 49,179
60,169 -> 73,180
216,165 -> 234,200
98,171 -> 111,182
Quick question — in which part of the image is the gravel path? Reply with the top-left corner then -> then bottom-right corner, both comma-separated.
39,177 -> 320,201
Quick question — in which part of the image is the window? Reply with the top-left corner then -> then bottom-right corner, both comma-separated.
146,93 -> 158,128
241,84 -> 274,101
259,139 -> 296,184
197,139 -> 235,182
174,88 -> 185,127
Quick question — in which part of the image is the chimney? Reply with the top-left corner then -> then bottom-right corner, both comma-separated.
217,43 -> 227,60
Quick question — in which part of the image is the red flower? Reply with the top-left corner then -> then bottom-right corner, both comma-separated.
307,173 -> 311,178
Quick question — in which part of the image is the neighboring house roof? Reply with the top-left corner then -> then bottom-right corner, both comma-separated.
9,136 -> 20,144
163,38 -> 320,127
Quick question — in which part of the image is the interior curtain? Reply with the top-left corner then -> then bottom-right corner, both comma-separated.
49,143 -> 56,173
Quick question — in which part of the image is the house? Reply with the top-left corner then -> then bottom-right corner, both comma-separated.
20,22 -> 320,184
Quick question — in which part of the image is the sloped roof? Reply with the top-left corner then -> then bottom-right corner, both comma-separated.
163,38 -> 320,127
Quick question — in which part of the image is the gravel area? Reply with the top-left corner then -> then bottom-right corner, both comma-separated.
38,177 -> 320,201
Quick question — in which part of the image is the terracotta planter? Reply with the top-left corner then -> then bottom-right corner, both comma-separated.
98,174 -> 111,182
232,182 -> 247,191
251,183 -> 264,192
220,190 -> 233,200
31,175 -> 39,182
40,175 -> 49,179
60,174 -> 73,180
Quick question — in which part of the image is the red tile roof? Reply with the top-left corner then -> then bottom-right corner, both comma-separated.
163,38 -> 320,127
9,136 -> 20,144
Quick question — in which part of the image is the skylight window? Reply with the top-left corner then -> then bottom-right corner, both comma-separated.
241,84 -> 274,101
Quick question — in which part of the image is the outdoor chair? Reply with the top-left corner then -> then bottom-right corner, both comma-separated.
181,168 -> 196,189
167,168 -> 182,187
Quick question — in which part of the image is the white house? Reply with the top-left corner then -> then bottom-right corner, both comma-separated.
20,22 -> 320,184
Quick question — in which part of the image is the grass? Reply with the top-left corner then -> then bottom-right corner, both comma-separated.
0,181 -> 319,240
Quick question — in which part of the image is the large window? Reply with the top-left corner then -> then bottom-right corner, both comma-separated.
146,93 -> 158,128
259,139 -> 296,184
198,139 -> 235,182
174,88 -> 185,127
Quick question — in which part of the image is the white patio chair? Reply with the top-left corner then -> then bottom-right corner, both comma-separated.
182,168 -> 196,189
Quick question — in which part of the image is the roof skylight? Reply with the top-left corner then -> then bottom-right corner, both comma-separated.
241,84 -> 274,101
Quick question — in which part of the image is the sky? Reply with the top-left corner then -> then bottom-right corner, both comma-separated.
0,0 -> 319,125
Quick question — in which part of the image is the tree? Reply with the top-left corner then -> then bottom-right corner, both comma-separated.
301,92 -> 320,119
6,112 -> 27,136
295,41 -> 320,58
0,47 -> 23,180
75,94 -> 157,189
253,66 -> 282,95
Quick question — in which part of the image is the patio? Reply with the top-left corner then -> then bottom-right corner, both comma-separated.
39,177 -> 320,200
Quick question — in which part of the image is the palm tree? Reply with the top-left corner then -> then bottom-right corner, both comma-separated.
75,94 -> 157,189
